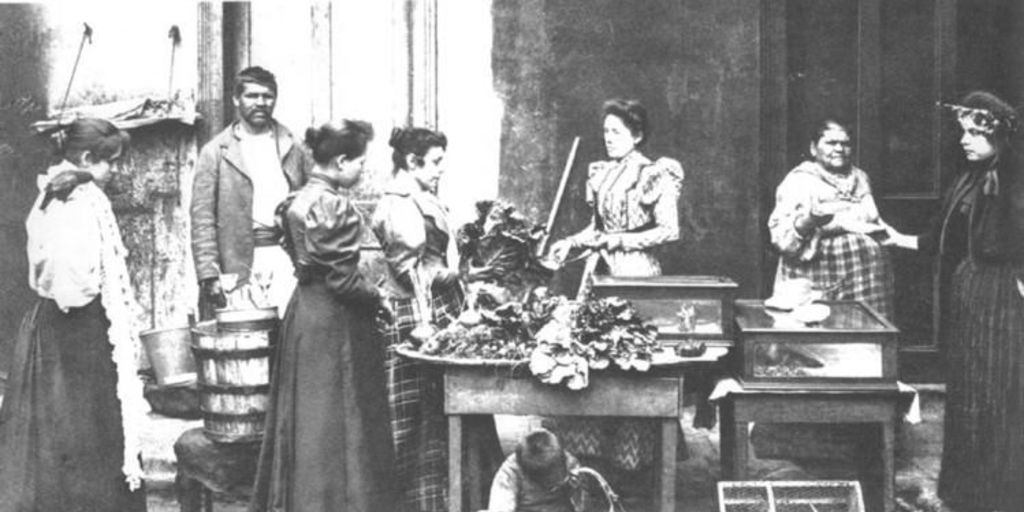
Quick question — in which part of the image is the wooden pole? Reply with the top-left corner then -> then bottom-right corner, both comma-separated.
538,136 -> 580,256
197,2 -> 224,146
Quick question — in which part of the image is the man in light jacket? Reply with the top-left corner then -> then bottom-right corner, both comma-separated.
190,66 -> 313,319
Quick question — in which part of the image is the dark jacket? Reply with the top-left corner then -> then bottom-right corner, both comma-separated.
920,154 -> 1024,270
280,173 -> 380,306
190,121 -> 313,283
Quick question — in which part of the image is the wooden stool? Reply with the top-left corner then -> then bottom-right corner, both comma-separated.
718,384 -> 901,512
173,427 -> 260,512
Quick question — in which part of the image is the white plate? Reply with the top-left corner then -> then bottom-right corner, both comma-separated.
791,303 -> 831,324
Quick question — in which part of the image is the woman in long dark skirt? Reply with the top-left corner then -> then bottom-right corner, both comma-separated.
0,118 -> 147,511
372,127 -> 504,511
249,120 -> 394,512
886,91 -> 1024,512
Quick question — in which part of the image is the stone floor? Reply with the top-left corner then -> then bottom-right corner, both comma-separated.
140,386 -> 946,512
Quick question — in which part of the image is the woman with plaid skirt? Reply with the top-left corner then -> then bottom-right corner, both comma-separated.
886,91 -> 1024,512
768,118 -> 894,319
371,126 -> 503,511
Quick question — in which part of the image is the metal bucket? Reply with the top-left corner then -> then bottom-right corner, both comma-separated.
191,307 -> 278,443
139,326 -> 198,387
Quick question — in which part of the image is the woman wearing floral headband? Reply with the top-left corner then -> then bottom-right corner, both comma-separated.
885,90 -> 1024,512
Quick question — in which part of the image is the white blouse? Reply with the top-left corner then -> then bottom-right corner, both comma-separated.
26,162 -> 104,311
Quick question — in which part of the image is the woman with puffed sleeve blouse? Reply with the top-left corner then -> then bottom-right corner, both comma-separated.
548,99 -> 683,481
372,127 -> 503,512
250,120 -> 394,512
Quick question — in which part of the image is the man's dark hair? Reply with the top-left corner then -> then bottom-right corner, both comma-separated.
234,66 -> 278,96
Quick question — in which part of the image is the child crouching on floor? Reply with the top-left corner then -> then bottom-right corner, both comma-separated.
486,428 -> 582,512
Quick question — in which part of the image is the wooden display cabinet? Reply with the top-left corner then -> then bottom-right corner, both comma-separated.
733,300 -> 899,391
590,275 -> 739,348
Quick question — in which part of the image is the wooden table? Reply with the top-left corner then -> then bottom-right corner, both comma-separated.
441,348 -> 727,512
717,383 -> 902,512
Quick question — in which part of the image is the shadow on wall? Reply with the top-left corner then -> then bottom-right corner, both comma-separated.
0,4 -> 53,376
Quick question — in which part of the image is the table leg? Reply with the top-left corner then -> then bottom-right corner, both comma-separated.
175,473 -> 203,512
659,418 -> 677,512
881,419 -> 895,512
718,399 -> 747,479
449,415 -> 463,512
467,416 -> 483,512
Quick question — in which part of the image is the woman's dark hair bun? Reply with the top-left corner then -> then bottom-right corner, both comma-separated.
388,127 -> 405,148
305,126 -> 322,148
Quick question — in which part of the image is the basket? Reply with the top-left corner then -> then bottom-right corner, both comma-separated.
718,480 -> 864,512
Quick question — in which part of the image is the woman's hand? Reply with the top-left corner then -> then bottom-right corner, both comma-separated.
431,267 -> 461,288
375,296 -> 395,325
549,239 -> 574,265
1016,277 -> 1024,298
878,220 -> 917,250
794,199 -> 839,236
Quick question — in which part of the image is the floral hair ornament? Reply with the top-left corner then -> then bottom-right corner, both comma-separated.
938,103 -> 1006,135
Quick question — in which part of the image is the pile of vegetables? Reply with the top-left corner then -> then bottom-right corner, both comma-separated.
456,200 -> 552,300
529,296 -> 660,390
415,286 -> 566,360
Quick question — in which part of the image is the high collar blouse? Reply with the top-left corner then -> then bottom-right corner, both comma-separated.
26,161 -> 106,311
370,172 -> 456,298
280,173 -> 379,305
571,150 -> 684,252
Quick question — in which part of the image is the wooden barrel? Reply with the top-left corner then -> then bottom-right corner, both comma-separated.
190,307 -> 278,443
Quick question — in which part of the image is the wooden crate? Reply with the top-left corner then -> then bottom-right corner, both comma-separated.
718,480 -> 865,512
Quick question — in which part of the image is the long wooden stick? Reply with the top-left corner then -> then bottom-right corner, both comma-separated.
538,136 -> 580,256
575,249 -> 606,300
59,23 -> 93,114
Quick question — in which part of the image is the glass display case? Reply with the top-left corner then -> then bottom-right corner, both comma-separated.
590,275 -> 738,348
733,300 -> 899,390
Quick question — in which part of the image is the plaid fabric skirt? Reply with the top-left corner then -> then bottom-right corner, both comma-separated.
939,259 -> 1024,511
777,232 -> 894,319
381,287 -> 503,511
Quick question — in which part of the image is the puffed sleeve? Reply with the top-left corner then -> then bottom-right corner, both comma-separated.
372,194 -> 427,288
605,157 -> 684,251
26,189 -> 103,311
768,170 -> 820,260
304,193 -> 379,305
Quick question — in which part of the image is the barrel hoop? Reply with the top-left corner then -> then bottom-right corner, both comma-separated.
198,383 -> 270,394
216,320 -> 278,332
191,346 -> 273,359
202,430 -> 263,443
201,410 -> 266,422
